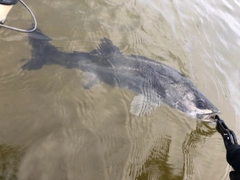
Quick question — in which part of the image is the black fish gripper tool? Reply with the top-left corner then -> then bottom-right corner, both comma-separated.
215,115 -> 238,149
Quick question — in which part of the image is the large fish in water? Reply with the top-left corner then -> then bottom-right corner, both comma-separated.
22,28 -> 220,120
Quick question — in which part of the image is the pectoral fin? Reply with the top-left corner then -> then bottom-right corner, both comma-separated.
82,72 -> 101,89
130,94 -> 160,116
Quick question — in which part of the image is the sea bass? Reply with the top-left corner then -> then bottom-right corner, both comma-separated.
22,28 -> 220,120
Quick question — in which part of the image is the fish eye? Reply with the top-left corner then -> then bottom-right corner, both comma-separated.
196,99 -> 206,109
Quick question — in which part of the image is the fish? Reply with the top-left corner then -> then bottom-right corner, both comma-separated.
22,28 -> 220,120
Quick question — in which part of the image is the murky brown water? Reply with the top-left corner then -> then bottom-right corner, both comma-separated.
0,0 -> 240,179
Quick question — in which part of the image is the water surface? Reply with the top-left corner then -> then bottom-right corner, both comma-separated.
0,0 -> 240,179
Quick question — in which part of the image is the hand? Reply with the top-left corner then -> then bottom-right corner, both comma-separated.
227,144 -> 240,180
215,115 -> 240,179
229,171 -> 240,180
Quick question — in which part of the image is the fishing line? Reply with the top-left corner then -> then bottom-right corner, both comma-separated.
0,0 -> 37,33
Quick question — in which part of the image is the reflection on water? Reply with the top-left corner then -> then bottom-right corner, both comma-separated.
0,145 -> 22,179
0,0 -> 240,179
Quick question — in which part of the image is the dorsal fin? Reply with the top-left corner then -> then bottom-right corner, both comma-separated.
91,38 -> 120,55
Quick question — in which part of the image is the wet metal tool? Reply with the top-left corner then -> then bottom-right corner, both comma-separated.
215,115 -> 238,149
215,115 -> 240,177
0,0 -> 37,32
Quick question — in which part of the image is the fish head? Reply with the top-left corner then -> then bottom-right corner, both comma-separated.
176,88 -> 220,121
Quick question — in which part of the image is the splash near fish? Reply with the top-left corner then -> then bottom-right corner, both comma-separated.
22,28 -> 220,120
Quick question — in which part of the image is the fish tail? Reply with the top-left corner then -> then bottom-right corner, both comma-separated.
21,27 -> 56,70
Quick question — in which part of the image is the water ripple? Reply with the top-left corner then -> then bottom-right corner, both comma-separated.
1,0 -> 240,179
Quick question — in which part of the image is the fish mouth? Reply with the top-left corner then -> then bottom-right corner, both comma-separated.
197,110 -> 221,121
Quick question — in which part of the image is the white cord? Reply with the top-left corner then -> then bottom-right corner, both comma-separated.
0,0 -> 37,33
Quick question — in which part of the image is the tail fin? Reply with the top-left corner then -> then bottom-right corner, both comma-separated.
22,27 -> 57,70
